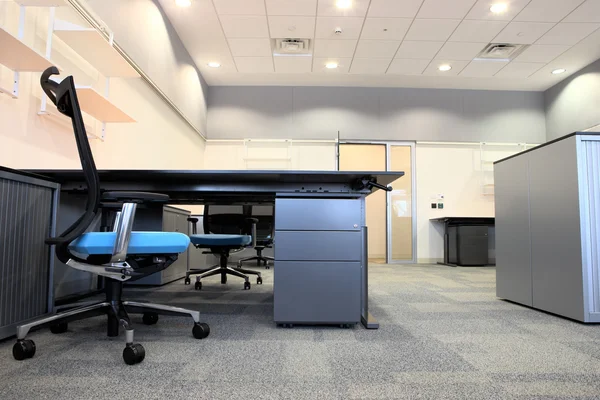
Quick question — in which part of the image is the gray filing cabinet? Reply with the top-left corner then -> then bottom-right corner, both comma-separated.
130,206 -> 190,285
448,225 -> 489,266
0,167 -> 59,340
274,197 -> 363,325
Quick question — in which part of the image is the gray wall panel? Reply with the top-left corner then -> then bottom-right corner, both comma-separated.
545,59 -> 600,140
529,136 -> 584,320
495,154 -> 533,306
208,86 -> 546,142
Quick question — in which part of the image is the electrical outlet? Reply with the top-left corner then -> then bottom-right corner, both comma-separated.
431,203 -> 437,209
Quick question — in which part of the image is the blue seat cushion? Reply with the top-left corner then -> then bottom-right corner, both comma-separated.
69,232 -> 190,255
190,234 -> 251,247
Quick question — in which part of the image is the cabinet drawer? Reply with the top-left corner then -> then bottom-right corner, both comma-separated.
275,231 -> 362,261
274,261 -> 361,324
275,198 -> 361,231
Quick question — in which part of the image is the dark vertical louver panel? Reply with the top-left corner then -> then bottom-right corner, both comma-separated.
0,173 -> 55,339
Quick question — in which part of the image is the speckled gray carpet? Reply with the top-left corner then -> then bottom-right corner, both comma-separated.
2,264 -> 600,399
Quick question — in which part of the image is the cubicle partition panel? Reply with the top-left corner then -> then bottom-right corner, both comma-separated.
494,133 -> 600,322
0,168 -> 59,340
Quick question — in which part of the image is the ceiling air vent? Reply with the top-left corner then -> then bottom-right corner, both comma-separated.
475,43 -> 529,61
273,38 -> 312,56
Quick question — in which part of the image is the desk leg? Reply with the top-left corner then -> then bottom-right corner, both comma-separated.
437,220 -> 457,267
361,226 -> 379,329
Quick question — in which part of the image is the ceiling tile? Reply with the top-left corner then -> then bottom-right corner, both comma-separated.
423,59 -> 469,75
213,0 -> 266,15
265,0 -> 317,16
459,60 -> 508,76
273,56 -> 313,72
515,44 -> 570,62
313,57 -> 352,72
417,0 -> 477,19
268,16 -> 316,38
220,15 -> 269,38
515,0 -> 585,22
493,22 -> 555,44
368,0 -> 425,18
228,38 -> 273,57
354,40 -> 400,58
564,0 -> 600,23
494,62 -> 545,77
316,17 -> 364,39
387,59 -> 430,74
436,42 -> 487,60
466,0 -> 531,20
449,20 -> 508,42
404,19 -> 462,41
234,57 -> 274,72
313,39 -> 358,57
536,23 -> 600,45
394,41 -> 444,59
360,18 -> 412,40
350,58 -> 392,74
317,0 -> 370,17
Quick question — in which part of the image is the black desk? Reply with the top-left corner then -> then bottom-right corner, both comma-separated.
431,217 -> 495,267
27,169 -> 404,329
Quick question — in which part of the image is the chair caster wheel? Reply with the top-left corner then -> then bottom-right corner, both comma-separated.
265,265 -> 270,270
244,281 -> 251,290
192,322 -> 210,339
194,282 -> 202,290
123,343 -> 145,365
50,322 -> 68,334
13,339 -> 36,361
184,277 -> 191,285
257,277 -> 263,285
142,312 -> 159,325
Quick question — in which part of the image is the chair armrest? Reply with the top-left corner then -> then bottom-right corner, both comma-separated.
102,191 -> 169,203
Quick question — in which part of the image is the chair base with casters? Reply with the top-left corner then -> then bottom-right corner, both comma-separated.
13,277 -> 209,365
185,233 -> 262,290
238,246 -> 274,269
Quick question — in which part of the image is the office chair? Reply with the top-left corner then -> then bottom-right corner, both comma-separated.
12,67 -> 209,366
185,205 -> 262,290
238,205 -> 274,269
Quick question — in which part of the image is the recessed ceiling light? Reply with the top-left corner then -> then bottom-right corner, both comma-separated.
438,64 -> 452,72
325,62 -> 339,69
490,3 -> 508,14
552,68 -> 566,75
207,62 -> 221,68
175,0 -> 191,7
336,0 -> 351,9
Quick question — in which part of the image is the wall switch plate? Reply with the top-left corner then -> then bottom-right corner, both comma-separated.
438,203 -> 444,209
431,203 -> 437,209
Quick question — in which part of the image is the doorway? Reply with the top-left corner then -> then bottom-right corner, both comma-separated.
338,142 -> 416,264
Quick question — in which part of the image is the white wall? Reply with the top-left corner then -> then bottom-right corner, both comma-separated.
416,144 -> 519,263
84,0 -> 209,136
545,58 -> 600,140
0,3 -> 205,170
208,86 -> 546,143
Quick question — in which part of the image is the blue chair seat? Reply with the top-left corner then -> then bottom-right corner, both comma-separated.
190,234 -> 251,247
69,232 -> 190,255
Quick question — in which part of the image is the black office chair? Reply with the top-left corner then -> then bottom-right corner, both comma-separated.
185,205 -> 262,290
238,205 -> 274,269
12,67 -> 209,366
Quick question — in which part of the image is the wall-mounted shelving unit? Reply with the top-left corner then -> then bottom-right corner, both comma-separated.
0,26 -> 53,98
53,20 -> 139,78
480,142 -> 536,196
13,0 -> 65,5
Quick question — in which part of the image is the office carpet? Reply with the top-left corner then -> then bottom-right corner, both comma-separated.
2,264 -> 600,399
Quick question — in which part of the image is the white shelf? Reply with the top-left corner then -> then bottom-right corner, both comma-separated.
13,0 -> 65,5
75,86 -> 135,123
0,27 -> 53,71
53,20 -> 139,78
242,157 -> 292,161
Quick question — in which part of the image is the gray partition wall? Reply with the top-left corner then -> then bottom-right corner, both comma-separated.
494,132 -> 600,322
